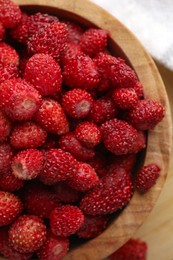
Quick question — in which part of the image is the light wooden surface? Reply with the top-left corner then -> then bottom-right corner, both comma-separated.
135,62 -> 173,260
5,1 -> 172,259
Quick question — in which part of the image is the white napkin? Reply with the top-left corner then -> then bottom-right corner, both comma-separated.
91,0 -> 173,70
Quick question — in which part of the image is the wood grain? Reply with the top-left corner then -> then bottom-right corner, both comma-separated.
5,1 -> 172,259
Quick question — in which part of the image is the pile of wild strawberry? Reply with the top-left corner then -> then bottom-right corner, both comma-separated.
0,0 -> 164,259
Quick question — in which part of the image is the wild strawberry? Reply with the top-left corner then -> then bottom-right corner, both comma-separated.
87,153 -> 107,177
79,28 -> 108,57
9,215 -> 47,253
133,81 -> 144,99
24,186 -> 61,218
66,162 -> 99,191
65,20 -> 84,43
135,163 -> 160,193
0,63 -> 19,84
0,110 -> 11,142
75,122 -> 101,148
28,12 -> 59,37
0,170 -> 24,192
39,148 -> 78,185
37,231 -> 69,260
128,99 -> 165,130
110,239 -> 147,260
0,227 -> 32,260
77,215 -> 108,239
60,42 -> 83,66
34,98 -> 69,135
0,42 -> 19,66
12,149 -> 44,180
10,13 -> 30,44
63,54 -> 100,90
0,22 -> 5,40
80,169 -> 133,215
88,97 -> 117,124
93,53 -> 116,92
0,0 -> 22,28
50,205 -> 84,237
28,22 -> 68,60
107,154 -> 137,174
0,191 -> 23,226
0,78 -> 42,121
10,122 -> 47,149
62,88 -> 94,119
53,182 -> 82,203
24,53 -> 62,96
112,88 -> 138,110
0,143 -> 13,174
110,58 -> 138,88
59,132 -> 95,161
101,118 -> 145,155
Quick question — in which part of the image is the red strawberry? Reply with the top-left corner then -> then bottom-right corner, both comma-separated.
53,182 -> 82,203
93,53 -> 116,92
10,13 -> 30,44
88,97 -> 117,124
24,186 -> 61,218
60,42 -> 83,66
87,153 -> 107,177
0,110 -> 11,142
28,12 -> 59,37
0,0 -> 22,28
50,205 -> 84,237
135,163 -> 160,193
24,53 -> 62,96
10,122 -> 47,149
28,22 -> 68,60
39,148 -> 78,185
62,88 -> 94,119
128,99 -> 165,130
0,170 -> 24,192
0,143 -> 13,174
0,42 -> 19,66
34,98 -> 69,135
112,88 -> 138,110
12,149 -> 44,180
101,119 -> 145,155
75,122 -> 101,148
0,63 -> 19,84
63,54 -> 100,90
65,20 -> 84,43
0,191 -> 23,226
77,215 -> 108,239
80,169 -> 133,215
110,58 -> 138,88
9,215 -> 47,253
107,154 -> 137,174
37,231 -> 69,260
0,78 -> 42,121
59,132 -> 95,161
133,81 -> 144,99
0,22 -> 5,40
110,239 -> 147,260
0,227 -> 32,260
79,28 -> 108,57
66,162 -> 99,191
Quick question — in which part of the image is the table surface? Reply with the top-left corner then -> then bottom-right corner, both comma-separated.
134,61 -> 173,260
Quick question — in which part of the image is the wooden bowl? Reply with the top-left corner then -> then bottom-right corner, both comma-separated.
7,0 -> 172,259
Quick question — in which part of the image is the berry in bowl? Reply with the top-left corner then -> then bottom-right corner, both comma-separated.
0,0 -> 172,259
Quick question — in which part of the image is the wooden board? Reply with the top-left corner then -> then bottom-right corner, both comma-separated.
2,1 -> 172,259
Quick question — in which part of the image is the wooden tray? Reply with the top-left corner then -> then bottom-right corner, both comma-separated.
7,0 -> 173,259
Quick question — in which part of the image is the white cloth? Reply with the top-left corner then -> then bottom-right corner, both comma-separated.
91,0 -> 173,70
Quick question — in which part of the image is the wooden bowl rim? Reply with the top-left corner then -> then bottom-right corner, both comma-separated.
9,1 -> 173,259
